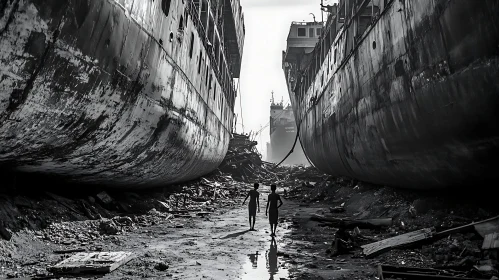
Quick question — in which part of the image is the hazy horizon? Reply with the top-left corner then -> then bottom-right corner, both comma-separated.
235,0 -> 332,160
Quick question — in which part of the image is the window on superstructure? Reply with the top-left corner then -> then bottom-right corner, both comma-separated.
162,0 -> 172,17
215,37 -> 220,65
209,74 -> 213,93
316,28 -> 321,36
206,66 -> 209,85
198,51 -> 203,73
297,28 -> 306,37
179,16 -> 184,31
309,28 -> 314,38
189,32 -> 195,58
184,6 -> 189,26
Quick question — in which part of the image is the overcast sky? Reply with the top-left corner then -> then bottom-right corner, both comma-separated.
234,0 -> 331,159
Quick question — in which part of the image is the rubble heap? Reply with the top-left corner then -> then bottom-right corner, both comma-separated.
218,133 -> 327,186
219,133 -> 277,183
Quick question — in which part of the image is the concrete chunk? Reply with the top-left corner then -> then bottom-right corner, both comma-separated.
47,251 -> 134,274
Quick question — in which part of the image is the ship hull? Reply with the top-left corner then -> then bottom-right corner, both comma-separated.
288,0 -> 499,189
0,0 -> 234,188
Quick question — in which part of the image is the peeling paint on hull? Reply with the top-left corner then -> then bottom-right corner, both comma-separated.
0,0 -> 239,188
284,0 -> 499,189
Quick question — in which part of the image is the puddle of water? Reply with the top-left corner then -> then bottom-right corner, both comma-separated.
240,238 -> 289,280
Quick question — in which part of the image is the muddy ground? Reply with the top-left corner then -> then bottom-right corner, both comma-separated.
1,173 -> 499,279
0,185 -> 320,280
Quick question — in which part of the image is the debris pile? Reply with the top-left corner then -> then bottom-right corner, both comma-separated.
218,133 -> 271,182
281,171 -> 499,279
219,133 -> 330,186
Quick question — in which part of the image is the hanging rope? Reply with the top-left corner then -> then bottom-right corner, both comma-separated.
236,78 -> 244,133
299,135 -> 315,166
272,120 -> 302,169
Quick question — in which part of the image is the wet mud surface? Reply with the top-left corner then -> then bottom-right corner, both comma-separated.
0,186 -> 325,280
2,179 -> 499,279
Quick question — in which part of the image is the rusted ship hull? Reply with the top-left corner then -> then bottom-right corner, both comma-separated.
284,0 -> 499,189
0,0 -> 244,188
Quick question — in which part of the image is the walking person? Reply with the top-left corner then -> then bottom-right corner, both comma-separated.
266,184 -> 283,237
242,183 -> 260,231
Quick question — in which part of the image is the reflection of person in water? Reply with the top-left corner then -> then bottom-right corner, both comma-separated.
267,240 -> 278,279
248,251 -> 259,268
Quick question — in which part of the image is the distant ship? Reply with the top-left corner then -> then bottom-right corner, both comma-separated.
282,0 -> 499,189
266,92 -> 308,166
0,0 -> 245,188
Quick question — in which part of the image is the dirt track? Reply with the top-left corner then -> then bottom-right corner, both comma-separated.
1,186 -> 299,279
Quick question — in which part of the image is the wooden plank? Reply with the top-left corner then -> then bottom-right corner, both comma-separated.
378,265 -> 484,280
311,214 -> 392,228
381,271 -> 485,280
482,233 -> 499,250
48,251 -> 134,274
361,228 -> 434,258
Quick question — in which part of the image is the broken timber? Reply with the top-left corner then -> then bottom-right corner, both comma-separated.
361,228 -> 435,258
47,251 -> 134,274
482,233 -> 499,250
363,216 -> 499,258
378,264 -> 486,280
311,214 -> 392,229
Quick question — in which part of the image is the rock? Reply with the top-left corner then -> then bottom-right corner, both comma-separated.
154,262 -> 169,271
148,208 -> 161,216
96,192 -> 113,204
88,196 -> 96,204
155,201 -> 170,212
6,272 -> 18,278
99,219 -> 119,235
408,205 -> 417,217
112,216 -> 133,226
0,223 -> 12,241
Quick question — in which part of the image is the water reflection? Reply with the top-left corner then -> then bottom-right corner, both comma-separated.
248,251 -> 259,268
243,237 -> 287,280
267,238 -> 278,279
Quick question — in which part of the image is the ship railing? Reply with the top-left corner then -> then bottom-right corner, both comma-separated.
187,1 -> 236,105
291,21 -> 318,26
294,0 -> 392,103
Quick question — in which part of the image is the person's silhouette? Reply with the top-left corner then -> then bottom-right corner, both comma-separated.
242,183 -> 260,231
266,184 -> 283,237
